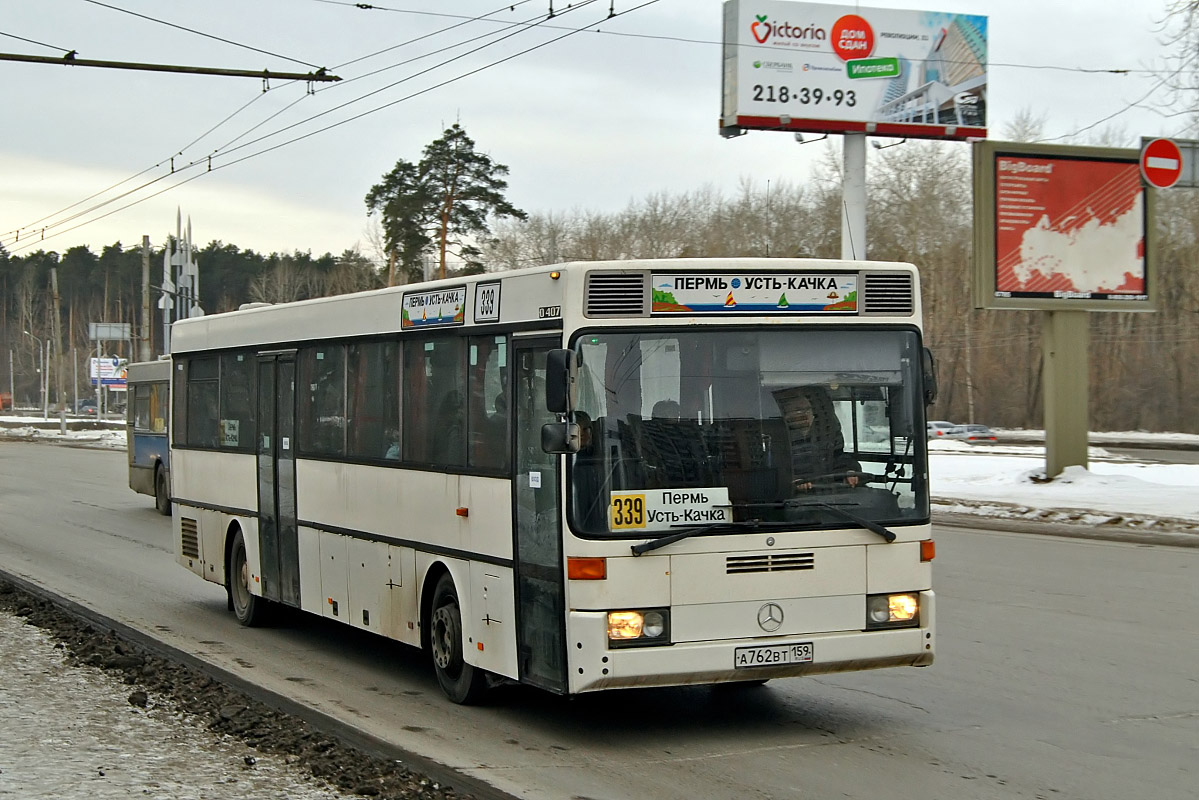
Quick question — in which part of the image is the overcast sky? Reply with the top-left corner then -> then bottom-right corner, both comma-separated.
0,0 -> 1182,261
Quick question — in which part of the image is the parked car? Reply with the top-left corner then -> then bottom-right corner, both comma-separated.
75,400 -> 99,416
927,420 -> 956,438
945,423 -> 998,443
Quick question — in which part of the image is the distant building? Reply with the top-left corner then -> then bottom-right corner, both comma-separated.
876,15 -> 987,129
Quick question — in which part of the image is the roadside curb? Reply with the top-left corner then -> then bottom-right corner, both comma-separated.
934,510 -> 1199,548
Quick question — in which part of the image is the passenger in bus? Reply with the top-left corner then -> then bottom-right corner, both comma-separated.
777,387 -> 860,491
384,428 -> 400,460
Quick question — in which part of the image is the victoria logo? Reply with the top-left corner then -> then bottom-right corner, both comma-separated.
757,602 -> 784,632
750,14 -> 826,45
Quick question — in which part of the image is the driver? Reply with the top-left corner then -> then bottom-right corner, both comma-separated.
778,387 -> 861,491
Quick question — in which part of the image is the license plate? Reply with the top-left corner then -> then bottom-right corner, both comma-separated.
734,642 -> 814,669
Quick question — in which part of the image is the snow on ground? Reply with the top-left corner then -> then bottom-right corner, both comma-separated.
4,416 -> 1197,531
929,438 -> 1199,529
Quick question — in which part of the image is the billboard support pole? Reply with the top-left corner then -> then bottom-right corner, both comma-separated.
1042,310 -> 1089,478
842,133 -> 867,260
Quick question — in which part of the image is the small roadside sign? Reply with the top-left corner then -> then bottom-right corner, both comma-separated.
1140,138 -> 1183,188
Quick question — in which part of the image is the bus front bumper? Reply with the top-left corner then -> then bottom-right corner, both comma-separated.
566,592 -> 935,694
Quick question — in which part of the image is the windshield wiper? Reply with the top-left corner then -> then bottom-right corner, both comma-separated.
630,520 -> 779,556
788,500 -> 897,543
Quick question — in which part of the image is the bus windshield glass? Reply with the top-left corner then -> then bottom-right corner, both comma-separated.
569,328 -> 928,536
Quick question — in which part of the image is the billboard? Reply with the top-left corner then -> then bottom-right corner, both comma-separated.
721,0 -> 987,140
972,141 -> 1158,312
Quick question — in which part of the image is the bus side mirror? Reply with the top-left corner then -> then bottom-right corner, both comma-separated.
922,347 -> 938,406
545,349 -> 578,414
542,421 -> 581,454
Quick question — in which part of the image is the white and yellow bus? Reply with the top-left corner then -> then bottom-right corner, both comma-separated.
169,258 -> 938,703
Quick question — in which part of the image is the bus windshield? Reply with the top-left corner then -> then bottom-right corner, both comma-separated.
568,328 -> 928,536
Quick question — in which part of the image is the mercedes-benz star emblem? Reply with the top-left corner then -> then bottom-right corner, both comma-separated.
757,602 -> 784,632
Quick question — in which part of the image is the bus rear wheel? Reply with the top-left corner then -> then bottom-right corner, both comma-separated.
228,529 -> 268,627
154,465 -> 171,516
430,573 -> 488,704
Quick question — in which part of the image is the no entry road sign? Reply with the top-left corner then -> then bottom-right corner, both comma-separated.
1141,138 -> 1183,189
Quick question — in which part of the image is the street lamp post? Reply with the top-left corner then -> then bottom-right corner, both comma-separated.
22,330 -> 46,418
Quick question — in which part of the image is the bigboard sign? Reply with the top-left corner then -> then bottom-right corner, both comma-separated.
971,140 -> 1157,312
720,0 -> 987,140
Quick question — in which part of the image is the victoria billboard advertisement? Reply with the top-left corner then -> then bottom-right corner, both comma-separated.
721,0 -> 987,140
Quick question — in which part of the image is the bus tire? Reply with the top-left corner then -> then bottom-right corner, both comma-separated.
228,529 -> 268,627
154,465 -> 171,516
430,573 -> 488,705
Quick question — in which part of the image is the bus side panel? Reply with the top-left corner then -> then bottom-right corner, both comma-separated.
298,527 -> 323,616
171,449 -> 258,587
347,537 -> 390,634
469,563 -> 518,678
386,545 -> 419,647
316,530 -> 351,622
458,476 -> 514,562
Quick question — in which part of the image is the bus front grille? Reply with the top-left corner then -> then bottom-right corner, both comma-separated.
180,517 -> 200,559
862,273 -> 914,315
726,552 -> 815,574
585,273 -> 648,317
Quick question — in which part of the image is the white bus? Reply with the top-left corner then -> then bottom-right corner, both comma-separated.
170,258 -> 938,703
126,358 -> 172,515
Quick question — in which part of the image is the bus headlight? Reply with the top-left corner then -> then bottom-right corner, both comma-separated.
866,593 -> 920,629
607,608 -> 670,647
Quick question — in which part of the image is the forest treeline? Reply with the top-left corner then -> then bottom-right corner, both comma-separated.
3,140 -> 1196,432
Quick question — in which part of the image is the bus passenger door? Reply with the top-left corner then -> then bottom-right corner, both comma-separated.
512,339 -> 567,693
257,353 -> 300,607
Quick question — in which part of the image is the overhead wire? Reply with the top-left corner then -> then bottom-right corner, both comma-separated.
321,0 -> 536,71
0,30 -> 74,53
4,1 -> 661,252
205,0 -> 603,162
1,0 -> 552,248
78,0 -> 324,69
189,0 -> 624,168
308,1 -> 1196,79
3,0 -> 1186,252
0,81 -> 301,247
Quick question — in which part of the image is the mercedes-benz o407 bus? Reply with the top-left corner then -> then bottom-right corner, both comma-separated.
169,258 -> 938,703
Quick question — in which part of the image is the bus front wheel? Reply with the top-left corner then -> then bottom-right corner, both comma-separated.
154,465 -> 171,516
429,573 -> 488,704
228,529 -> 268,627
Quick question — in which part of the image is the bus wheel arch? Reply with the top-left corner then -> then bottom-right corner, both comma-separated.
225,524 -> 268,627
423,566 -> 488,704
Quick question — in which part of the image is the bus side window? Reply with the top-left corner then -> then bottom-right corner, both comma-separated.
219,352 -> 255,449
185,357 -> 220,448
298,346 -> 346,456
468,335 -> 508,471
346,340 -> 399,461
403,337 -> 466,466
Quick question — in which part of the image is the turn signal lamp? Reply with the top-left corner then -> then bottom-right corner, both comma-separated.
920,540 -> 936,562
567,556 -> 606,580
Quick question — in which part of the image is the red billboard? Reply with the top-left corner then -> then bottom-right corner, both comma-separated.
973,141 -> 1156,312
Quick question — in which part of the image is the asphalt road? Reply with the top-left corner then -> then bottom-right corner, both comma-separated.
1,441 -> 1196,800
